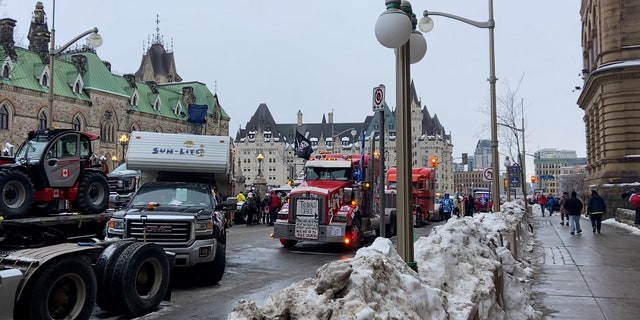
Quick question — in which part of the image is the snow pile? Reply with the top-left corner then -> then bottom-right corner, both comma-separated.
228,201 -> 541,320
602,218 -> 640,235
414,201 -> 538,319
228,238 -> 447,320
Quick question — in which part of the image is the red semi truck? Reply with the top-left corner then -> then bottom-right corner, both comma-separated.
273,152 -> 390,250
385,167 -> 437,226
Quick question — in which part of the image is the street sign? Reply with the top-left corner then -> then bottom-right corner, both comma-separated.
509,166 -> 520,187
372,85 -> 385,112
483,167 -> 493,181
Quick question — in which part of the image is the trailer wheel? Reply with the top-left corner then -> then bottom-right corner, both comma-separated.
16,256 -> 97,320
345,219 -> 362,250
111,242 -> 171,317
279,238 -> 298,248
385,210 -> 397,238
0,169 -> 34,219
72,172 -> 109,215
199,243 -> 226,285
95,241 -> 135,314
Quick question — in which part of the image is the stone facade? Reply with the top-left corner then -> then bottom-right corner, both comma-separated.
578,0 -> 640,187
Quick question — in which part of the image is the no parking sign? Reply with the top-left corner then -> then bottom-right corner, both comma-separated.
372,85 -> 385,112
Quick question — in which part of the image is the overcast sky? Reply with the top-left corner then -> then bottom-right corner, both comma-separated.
2,1 -> 584,176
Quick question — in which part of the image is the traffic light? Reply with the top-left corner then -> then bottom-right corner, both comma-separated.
531,176 -> 537,184
429,156 -> 438,168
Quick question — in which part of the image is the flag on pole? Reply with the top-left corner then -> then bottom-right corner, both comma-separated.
357,131 -> 365,181
294,130 -> 312,160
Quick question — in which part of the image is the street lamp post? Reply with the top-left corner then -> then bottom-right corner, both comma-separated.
47,0 -> 102,127
376,0 -> 427,270
504,156 -> 511,202
254,153 -> 267,199
419,0 -> 499,213
119,134 -> 129,165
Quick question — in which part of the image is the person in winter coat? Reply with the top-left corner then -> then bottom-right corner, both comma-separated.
564,191 -> 584,235
587,190 -> 606,233
268,190 -> 281,226
440,193 -> 454,221
537,193 -> 548,216
546,194 -> 557,216
465,194 -> 475,217
559,192 -> 569,226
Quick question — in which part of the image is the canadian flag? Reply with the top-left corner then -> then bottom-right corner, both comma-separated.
61,168 -> 70,177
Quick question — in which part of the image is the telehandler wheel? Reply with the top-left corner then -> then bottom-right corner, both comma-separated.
111,242 -> 171,317
73,172 -> 109,215
16,255 -> 97,320
31,200 -> 59,216
95,241 -> 135,314
0,169 -> 33,219
199,243 -> 226,285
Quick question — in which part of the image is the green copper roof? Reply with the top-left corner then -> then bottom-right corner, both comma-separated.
0,46 -> 227,122
0,46 -> 90,101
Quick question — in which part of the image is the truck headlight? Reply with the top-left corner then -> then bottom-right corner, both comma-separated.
107,219 -> 124,234
195,220 -> 214,234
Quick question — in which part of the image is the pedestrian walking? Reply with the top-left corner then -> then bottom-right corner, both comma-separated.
565,191 -> 583,235
546,194 -> 557,216
441,193 -> 454,221
559,192 -> 569,225
538,193 -> 548,216
587,190 -> 606,233
268,190 -> 281,226
465,194 -> 475,217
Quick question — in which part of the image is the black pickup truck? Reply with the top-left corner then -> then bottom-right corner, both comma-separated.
107,163 -> 141,209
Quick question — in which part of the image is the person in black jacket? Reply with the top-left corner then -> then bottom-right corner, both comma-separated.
565,191 -> 584,235
587,190 -> 606,233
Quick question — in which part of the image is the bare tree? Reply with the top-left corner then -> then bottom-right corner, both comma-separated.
492,75 -> 532,200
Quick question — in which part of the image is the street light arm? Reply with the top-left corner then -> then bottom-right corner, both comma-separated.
52,27 -> 99,55
423,11 -> 494,29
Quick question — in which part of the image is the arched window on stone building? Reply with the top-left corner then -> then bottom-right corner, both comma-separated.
130,123 -> 140,132
0,104 -> 9,130
100,120 -> 115,143
72,114 -> 83,131
38,111 -> 47,130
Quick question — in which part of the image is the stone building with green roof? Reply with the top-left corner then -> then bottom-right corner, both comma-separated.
0,2 -> 229,172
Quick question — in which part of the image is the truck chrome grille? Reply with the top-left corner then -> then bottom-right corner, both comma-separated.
126,220 -> 191,243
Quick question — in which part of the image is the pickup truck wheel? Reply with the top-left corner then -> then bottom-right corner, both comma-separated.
279,238 -> 298,248
111,242 -> 171,317
0,169 -> 33,219
95,241 -> 135,314
199,243 -> 226,285
73,172 -> 109,215
16,256 -> 97,320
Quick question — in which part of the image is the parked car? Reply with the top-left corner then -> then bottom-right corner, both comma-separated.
107,163 -> 141,209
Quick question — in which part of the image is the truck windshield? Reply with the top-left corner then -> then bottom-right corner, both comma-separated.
15,141 -> 48,160
131,186 -> 212,208
305,167 -> 351,181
